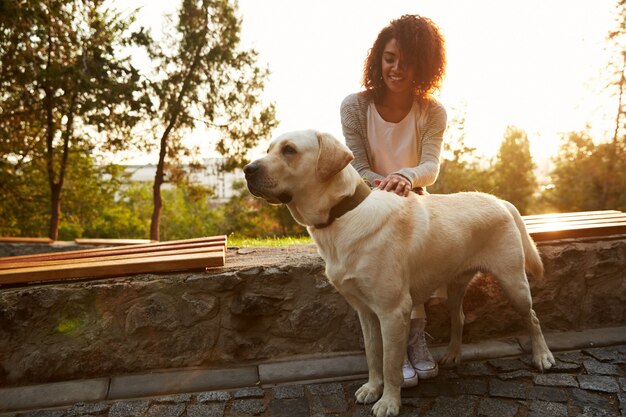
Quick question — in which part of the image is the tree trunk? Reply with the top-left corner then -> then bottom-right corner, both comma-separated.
49,183 -> 61,241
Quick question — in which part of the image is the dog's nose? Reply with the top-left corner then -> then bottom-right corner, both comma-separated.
243,162 -> 259,177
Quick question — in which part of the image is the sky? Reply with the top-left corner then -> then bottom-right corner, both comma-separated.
117,0 -> 619,167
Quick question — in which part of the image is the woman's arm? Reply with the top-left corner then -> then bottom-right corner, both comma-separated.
340,95 -> 385,185
395,102 -> 447,188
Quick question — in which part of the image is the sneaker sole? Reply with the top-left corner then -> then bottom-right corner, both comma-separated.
401,373 -> 418,388
415,366 -> 439,379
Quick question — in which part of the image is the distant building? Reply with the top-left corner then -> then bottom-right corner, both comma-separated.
124,158 -> 245,202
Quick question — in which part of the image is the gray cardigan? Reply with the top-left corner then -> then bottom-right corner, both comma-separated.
340,92 -> 447,188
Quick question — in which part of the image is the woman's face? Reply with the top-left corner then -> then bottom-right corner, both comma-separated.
381,38 -> 415,96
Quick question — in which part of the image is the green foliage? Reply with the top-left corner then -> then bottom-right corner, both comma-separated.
543,131 -> 626,212
490,126 -> 537,214
219,181 -> 306,238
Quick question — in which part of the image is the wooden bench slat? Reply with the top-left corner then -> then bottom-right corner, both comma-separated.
74,238 -> 155,246
0,235 -> 226,264
0,237 -> 54,244
0,240 -> 226,266
0,249 -> 225,285
525,218 -> 626,230
521,210 -> 621,220
523,212 -> 626,225
0,246 -> 225,270
530,222 -> 626,241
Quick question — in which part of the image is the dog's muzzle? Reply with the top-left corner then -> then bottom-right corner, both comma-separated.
243,162 -> 292,204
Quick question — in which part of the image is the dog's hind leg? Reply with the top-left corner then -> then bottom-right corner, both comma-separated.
492,267 -> 555,371
353,304 -> 384,404
440,271 -> 474,367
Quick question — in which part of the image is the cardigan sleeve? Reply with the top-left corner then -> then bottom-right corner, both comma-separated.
340,94 -> 385,186
395,101 -> 447,188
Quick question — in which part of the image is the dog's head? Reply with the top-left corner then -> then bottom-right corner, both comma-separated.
243,130 -> 354,207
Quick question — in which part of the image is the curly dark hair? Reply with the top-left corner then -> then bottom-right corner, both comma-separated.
363,15 -> 446,103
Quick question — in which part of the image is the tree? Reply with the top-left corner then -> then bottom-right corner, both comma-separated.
145,0 -> 278,241
491,126 -> 537,214
545,131 -> 626,212
0,0 -> 150,239
429,109 -> 494,194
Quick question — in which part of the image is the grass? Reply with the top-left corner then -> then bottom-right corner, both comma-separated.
227,234 -> 313,247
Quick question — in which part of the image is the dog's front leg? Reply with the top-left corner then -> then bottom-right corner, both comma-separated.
371,304 -> 411,417
354,306 -> 384,404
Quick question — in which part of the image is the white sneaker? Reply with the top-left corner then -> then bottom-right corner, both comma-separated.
408,318 -> 439,379
401,356 -> 418,388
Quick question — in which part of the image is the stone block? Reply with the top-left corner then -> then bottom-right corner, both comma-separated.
477,397 -> 519,417
0,378 -> 108,412
108,366 -> 258,399
577,375 -> 620,393
258,354 -> 367,385
533,373 -> 578,388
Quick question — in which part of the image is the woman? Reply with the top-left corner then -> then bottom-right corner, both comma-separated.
340,14 -> 447,388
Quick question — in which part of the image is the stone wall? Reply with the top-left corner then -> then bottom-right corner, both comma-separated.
0,237 -> 625,387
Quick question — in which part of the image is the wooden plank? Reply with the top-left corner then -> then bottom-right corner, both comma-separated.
522,210 -> 621,220
0,236 -> 226,264
74,238 -> 155,246
0,237 -> 53,244
0,249 -> 225,286
0,246 -> 225,270
0,239 -> 226,266
526,218 -> 626,231
530,222 -> 626,242
523,212 -> 626,225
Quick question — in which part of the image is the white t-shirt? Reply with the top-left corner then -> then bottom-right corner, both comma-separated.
366,101 -> 419,177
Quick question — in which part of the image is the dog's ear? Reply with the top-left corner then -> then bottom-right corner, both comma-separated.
316,131 -> 354,181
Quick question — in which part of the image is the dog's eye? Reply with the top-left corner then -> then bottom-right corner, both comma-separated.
282,145 -> 297,156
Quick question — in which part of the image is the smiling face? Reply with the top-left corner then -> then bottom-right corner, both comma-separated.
381,38 -> 415,97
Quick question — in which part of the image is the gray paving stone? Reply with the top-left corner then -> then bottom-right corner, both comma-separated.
349,405 -> 373,417
23,411 -> 67,417
186,403 -> 226,417
528,400 -> 568,417
424,395 -> 477,417
412,379 -> 455,397
233,387 -> 265,399
310,392 -> 348,414
583,358 -> 621,375
306,382 -> 343,396
489,379 -> 527,399
571,388 -> 612,409
487,358 -> 527,372
455,361 -> 495,376
67,402 -> 110,416
497,370 -> 533,380
583,347 -> 623,363
533,373 -> 578,388
108,401 -> 150,417
231,399 -> 266,415
548,358 -> 583,372
578,375 -> 620,393
155,394 -> 192,403
271,384 -> 305,399
197,391 -> 232,402
451,379 -> 488,396
528,385 -> 569,402
619,392 -> 626,414
145,404 -> 185,417
477,397 -> 518,417
579,406 -> 618,417
269,398 -> 309,417
620,377 -> 626,392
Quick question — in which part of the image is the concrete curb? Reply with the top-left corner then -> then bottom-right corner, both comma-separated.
1,326 -> 625,412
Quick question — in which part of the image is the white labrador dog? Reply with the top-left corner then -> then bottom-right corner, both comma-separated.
244,130 -> 555,417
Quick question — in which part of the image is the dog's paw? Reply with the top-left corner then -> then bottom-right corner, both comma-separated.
371,395 -> 400,417
440,348 -> 462,367
355,382 -> 383,404
533,350 -> 556,372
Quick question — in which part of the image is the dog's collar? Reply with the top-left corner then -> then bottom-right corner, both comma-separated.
313,180 -> 371,229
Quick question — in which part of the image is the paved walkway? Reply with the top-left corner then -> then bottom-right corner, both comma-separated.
1,344 -> 625,417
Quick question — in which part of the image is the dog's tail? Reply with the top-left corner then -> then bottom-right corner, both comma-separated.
504,201 -> 544,278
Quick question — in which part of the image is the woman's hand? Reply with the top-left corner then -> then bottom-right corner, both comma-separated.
374,174 -> 412,197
